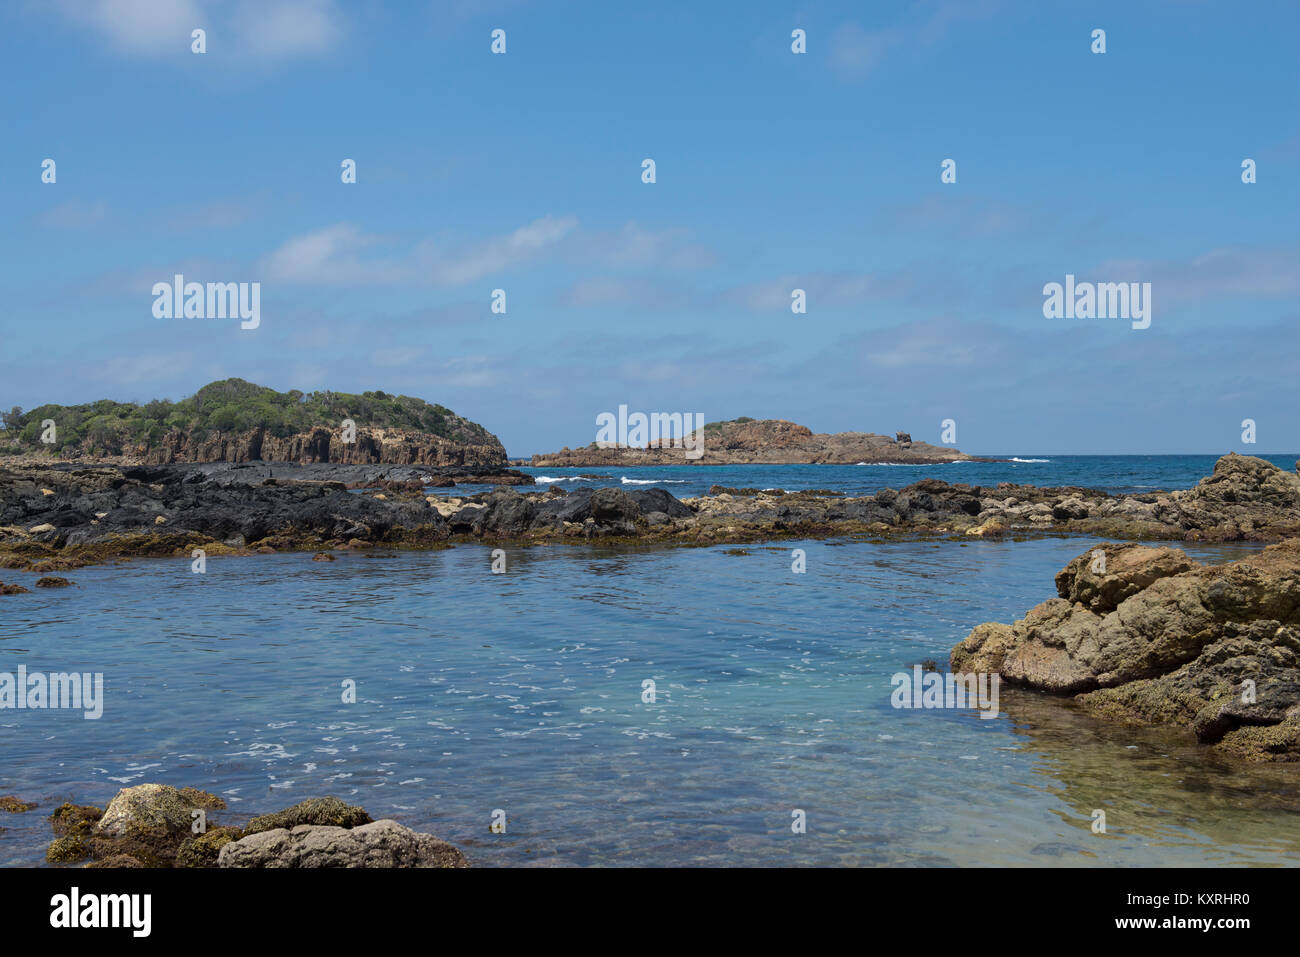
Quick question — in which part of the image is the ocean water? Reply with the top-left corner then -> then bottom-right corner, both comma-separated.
462,453 -> 1300,500
2,525 -> 1298,867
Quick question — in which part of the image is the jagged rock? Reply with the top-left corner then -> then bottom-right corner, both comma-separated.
1053,543 -> 1198,613
7,455 -> 1300,565
1171,453 -> 1300,540
218,820 -> 468,868
953,539 -> 1300,760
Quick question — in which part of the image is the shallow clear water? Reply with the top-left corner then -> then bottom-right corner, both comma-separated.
3,536 -> 1298,867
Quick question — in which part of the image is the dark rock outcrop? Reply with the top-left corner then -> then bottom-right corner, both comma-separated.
3,455 -> 1300,573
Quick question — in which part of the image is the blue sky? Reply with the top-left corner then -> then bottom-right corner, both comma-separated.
2,0 -> 1298,456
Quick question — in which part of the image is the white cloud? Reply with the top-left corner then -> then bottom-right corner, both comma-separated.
54,0 -> 204,56
53,0 -> 344,60
262,223 -> 383,283
262,216 -> 578,286
427,216 -> 578,285
230,0 -> 343,58
829,1 -> 1002,81
1098,246 -> 1300,304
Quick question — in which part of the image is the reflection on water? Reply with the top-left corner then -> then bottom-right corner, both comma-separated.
1,537 -> 1296,867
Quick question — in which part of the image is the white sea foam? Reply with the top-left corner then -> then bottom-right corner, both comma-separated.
857,461 -> 946,467
621,477 -> 686,485
536,475 -> 584,483
1010,457 -> 1050,463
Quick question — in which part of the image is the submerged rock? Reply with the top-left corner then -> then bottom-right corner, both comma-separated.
218,820 -> 468,868
953,539 -> 1300,760
241,796 -> 372,835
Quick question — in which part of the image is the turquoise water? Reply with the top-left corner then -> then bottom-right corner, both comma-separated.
3,535 -> 1298,867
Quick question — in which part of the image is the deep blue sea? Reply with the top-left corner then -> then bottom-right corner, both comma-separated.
3,456 -> 1299,867
472,453 -> 1300,499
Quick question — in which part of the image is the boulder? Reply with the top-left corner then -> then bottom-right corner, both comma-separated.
1053,543 -> 1198,613
1172,453 -> 1300,539
218,819 -> 468,868
96,784 -> 198,837
953,538 -> 1300,759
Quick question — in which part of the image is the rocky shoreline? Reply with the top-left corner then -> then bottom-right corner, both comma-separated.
1,453 -> 1298,577
1,784 -> 467,868
4,454 -> 1300,864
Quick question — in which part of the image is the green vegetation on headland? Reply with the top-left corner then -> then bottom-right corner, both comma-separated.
0,378 -> 498,458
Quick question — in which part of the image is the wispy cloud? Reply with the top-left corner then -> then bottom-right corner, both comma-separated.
882,194 -> 1038,239
259,216 -> 716,289
35,199 -> 109,229
829,0 -> 1002,81
52,0 -> 344,60
1098,245 -> 1300,305
723,270 -> 929,312
261,216 -> 578,286
555,276 -> 690,309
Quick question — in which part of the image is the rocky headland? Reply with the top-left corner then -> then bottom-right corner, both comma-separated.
530,418 -> 978,466
2,453 -> 1299,576
1,378 -> 508,468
